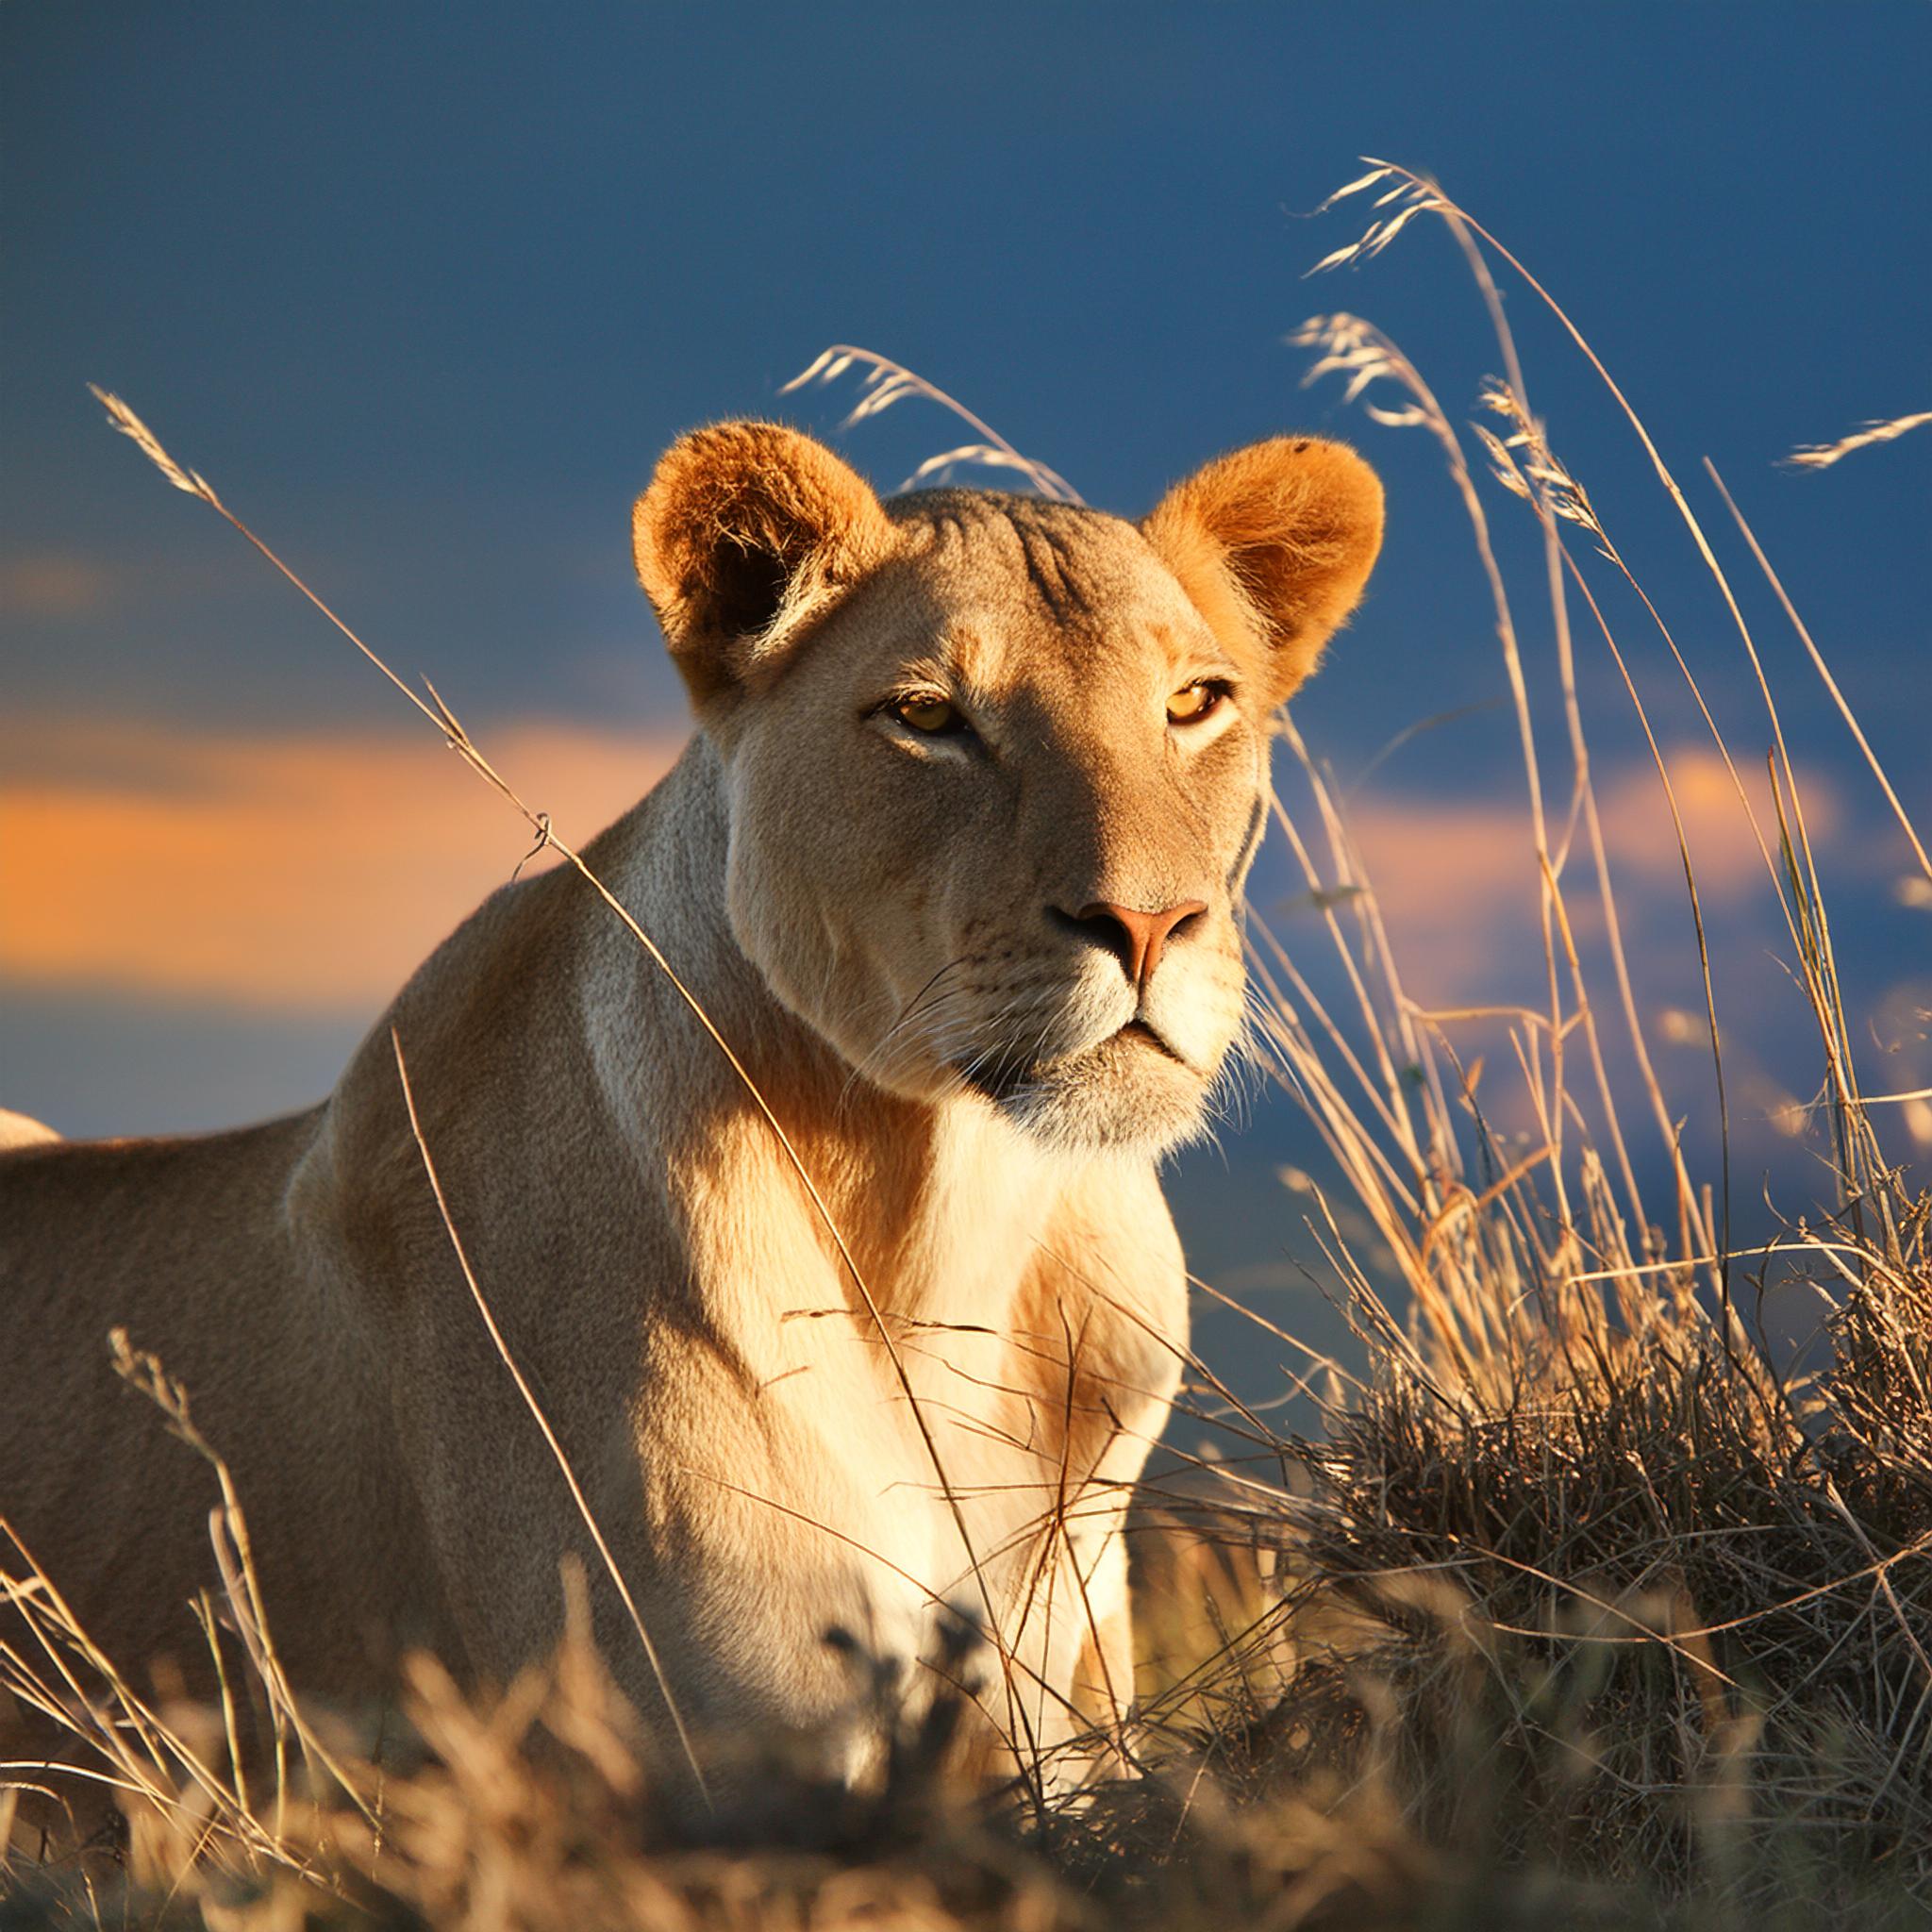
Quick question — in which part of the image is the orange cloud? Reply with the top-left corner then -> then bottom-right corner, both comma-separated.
0,716 -> 687,1010
1594,747 -> 1841,898
1315,745 -> 1843,1004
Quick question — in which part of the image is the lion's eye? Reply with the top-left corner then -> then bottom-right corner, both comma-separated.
891,695 -> 964,735
1167,680 -> 1227,724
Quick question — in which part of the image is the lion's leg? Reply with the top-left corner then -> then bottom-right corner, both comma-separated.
1023,1412 -> 1159,1783
1070,1525 -> 1134,1734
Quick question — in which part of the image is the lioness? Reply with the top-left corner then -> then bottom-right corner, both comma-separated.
0,424 -> 1380,1805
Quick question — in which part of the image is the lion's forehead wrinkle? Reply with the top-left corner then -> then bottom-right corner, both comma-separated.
881,491 -> 1204,689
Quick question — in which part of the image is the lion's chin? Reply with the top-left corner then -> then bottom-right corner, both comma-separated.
980,1025 -> 1213,1156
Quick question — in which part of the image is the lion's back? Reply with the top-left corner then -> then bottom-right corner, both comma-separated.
0,1107 -> 59,1151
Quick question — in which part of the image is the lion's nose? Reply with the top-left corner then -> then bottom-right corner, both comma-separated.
1057,899 -> 1208,989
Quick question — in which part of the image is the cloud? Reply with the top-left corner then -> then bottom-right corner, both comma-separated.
1327,745 -> 1847,1005
1594,748 -> 1843,899
0,715 -> 688,1011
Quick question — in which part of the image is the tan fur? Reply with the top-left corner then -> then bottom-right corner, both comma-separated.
0,425 -> 1380,1813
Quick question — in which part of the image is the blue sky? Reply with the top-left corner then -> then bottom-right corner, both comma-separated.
5,2 -> 1925,740
3,3 -> 1928,1408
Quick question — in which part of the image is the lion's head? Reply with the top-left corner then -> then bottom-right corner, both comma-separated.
633,423 -> 1382,1155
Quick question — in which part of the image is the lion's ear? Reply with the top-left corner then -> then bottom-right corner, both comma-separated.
1143,438 -> 1384,708
633,422 -> 892,714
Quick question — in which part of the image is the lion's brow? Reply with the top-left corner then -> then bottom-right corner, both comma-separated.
905,630 -> 1008,698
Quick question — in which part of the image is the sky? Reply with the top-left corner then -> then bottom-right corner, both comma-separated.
3,3 -> 1928,1415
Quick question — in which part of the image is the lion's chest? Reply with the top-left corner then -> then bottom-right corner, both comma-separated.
648,1114 -> 1180,1737
748,1218 -> 1075,1586
725,1224 -> 1162,1686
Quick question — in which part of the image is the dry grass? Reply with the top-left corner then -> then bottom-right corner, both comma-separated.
1786,410 -> 1932,471
7,160 -> 1930,1926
